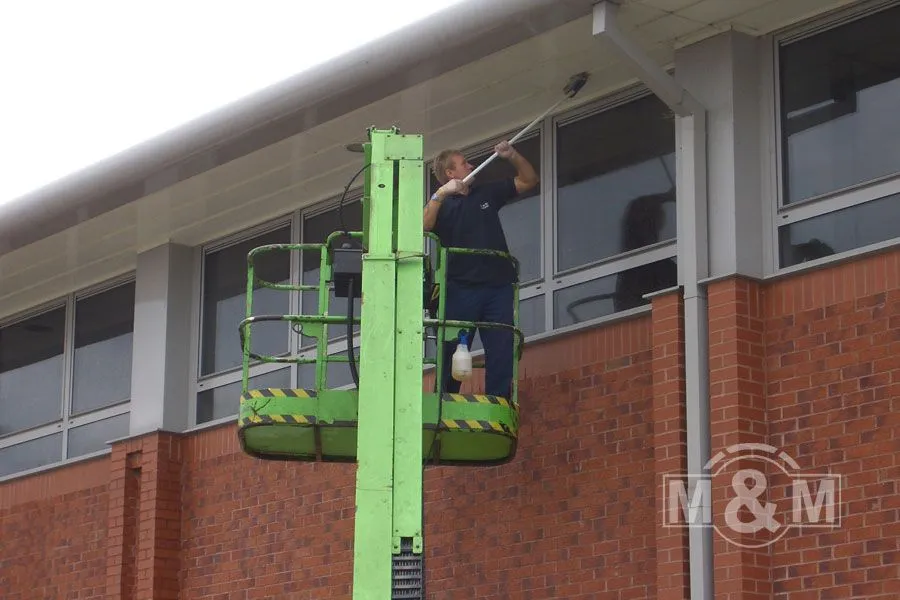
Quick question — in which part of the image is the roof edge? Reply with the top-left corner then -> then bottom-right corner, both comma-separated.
0,0 -> 593,256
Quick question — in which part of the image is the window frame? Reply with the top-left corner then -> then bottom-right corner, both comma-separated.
298,191 -> 365,351
0,273 -> 135,480
191,85 -> 679,425
190,197 -> 372,428
190,215 -> 298,427
295,192 -> 365,391
768,0 -> 900,273
546,85 -> 678,331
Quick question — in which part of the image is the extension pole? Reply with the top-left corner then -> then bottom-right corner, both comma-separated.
462,100 -> 561,184
463,71 -> 589,184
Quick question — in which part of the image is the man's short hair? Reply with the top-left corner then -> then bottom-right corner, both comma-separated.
432,149 -> 462,185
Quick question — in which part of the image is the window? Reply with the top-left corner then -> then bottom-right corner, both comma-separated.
195,89 -> 678,421
776,4 -> 900,267
0,279 -> 134,478
201,224 -> 291,376
421,91 -> 675,350
553,258 -> 677,328
196,202 -> 366,425
549,92 -> 677,328
301,200 -> 363,347
555,94 -> 676,274
197,222 -> 293,424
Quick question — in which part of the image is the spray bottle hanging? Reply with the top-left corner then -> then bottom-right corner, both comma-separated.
451,330 -> 472,382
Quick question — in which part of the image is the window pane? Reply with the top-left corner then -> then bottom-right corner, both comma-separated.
428,135 -> 542,283
0,308 -> 65,436
779,6 -> 900,203
778,193 -> 900,267
519,295 -> 545,338
556,95 -> 676,273
298,346 -> 361,390
67,413 -> 129,458
72,283 -> 135,415
196,368 -> 291,424
553,258 -> 677,328
0,433 -> 62,477
302,202 -> 363,347
202,226 -> 291,375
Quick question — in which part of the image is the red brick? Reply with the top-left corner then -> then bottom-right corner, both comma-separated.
1,250 -> 898,600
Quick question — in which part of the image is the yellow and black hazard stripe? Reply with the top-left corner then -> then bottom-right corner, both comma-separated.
439,418 -> 515,436
240,388 -> 317,401
441,393 -> 513,408
239,414 -> 317,427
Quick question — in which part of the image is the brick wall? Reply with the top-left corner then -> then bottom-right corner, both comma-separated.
0,458 -> 109,599
423,318 -> 656,599
651,292 -> 690,600
708,277 -> 771,600
105,432 -> 183,600
180,429 -> 357,598
179,317 -> 657,599
702,250 -> 900,600
764,251 -> 900,600
1,249 -> 898,599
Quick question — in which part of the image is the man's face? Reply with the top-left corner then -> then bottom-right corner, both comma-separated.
445,153 -> 473,182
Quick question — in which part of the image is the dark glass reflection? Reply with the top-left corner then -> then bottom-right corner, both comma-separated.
202,226 -> 290,375
0,433 -> 62,477
554,258 -> 677,328
301,201 -> 363,347
67,413 -> 129,458
779,5 -> 900,203
0,308 -> 65,435
556,94 -> 676,273
779,193 -> 900,267
72,283 -> 135,415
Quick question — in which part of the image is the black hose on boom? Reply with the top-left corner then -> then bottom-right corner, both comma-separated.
346,275 -> 359,389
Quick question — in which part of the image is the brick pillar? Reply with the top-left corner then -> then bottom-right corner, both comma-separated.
651,290 -> 691,599
106,432 -> 182,600
708,277 -> 771,599
107,440 -> 142,600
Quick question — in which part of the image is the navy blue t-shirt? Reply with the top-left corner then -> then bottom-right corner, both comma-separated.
433,178 -> 518,285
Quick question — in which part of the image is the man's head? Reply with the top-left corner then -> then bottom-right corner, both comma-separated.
432,150 -> 473,185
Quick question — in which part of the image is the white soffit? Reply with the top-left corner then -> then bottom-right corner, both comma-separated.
0,0 -> 875,318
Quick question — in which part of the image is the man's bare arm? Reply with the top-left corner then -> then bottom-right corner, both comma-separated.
423,196 -> 443,231
495,141 -> 538,194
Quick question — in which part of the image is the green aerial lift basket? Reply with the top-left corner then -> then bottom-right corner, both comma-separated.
237,389 -> 519,465
236,231 -> 523,467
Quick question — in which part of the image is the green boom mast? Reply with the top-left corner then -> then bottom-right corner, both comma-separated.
236,127 -> 523,599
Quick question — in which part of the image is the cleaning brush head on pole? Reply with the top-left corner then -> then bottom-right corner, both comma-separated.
564,71 -> 590,98
461,71 -> 592,185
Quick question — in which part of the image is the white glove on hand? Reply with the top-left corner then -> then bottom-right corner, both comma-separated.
440,179 -> 469,196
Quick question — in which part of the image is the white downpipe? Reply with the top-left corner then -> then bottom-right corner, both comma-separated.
593,3 -> 712,599
676,111 -> 713,600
